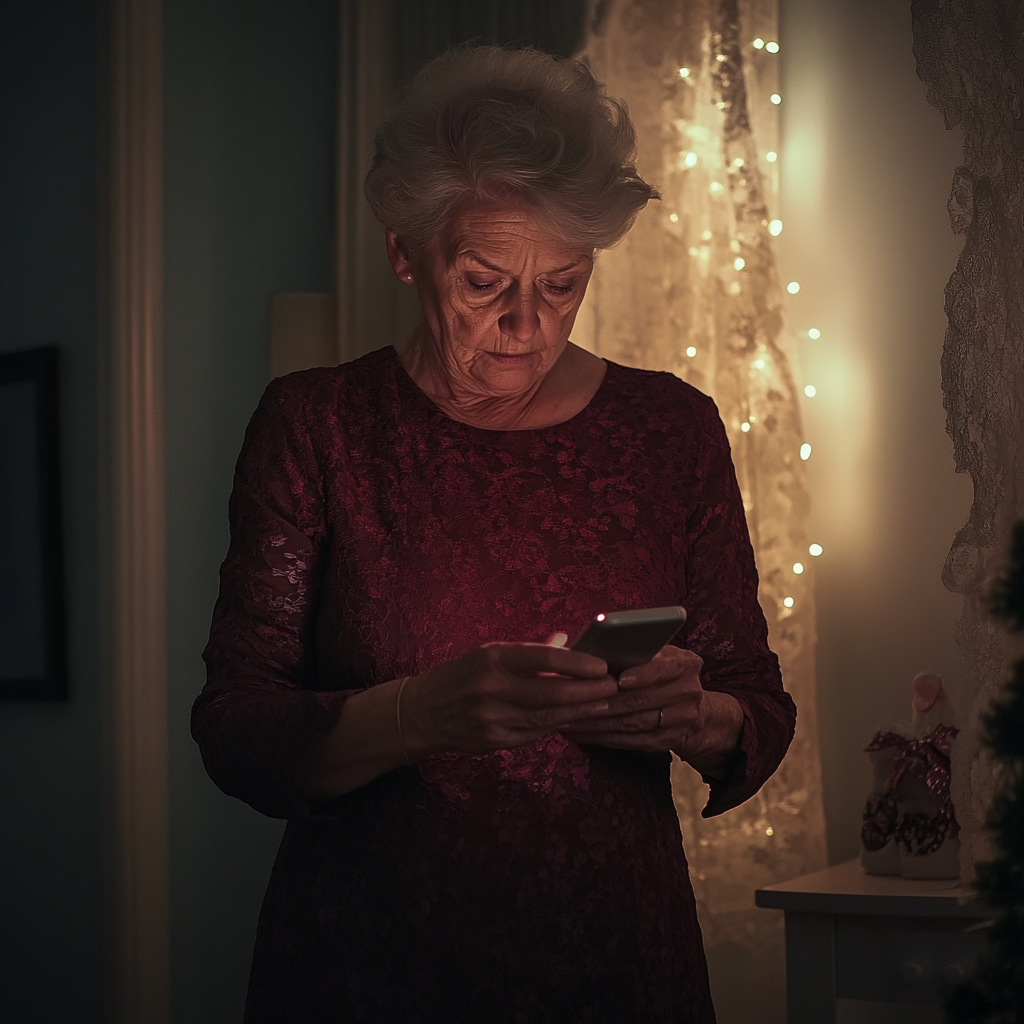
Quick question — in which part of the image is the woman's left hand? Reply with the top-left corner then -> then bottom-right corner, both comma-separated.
558,645 -> 745,778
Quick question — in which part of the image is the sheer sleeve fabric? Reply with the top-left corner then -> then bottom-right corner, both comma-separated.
683,400 -> 796,817
192,377 -> 348,819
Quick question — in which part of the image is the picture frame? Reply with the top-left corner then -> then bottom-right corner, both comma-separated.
0,346 -> 67,699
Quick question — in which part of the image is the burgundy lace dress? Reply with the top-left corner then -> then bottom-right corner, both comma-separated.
193,346 -> 795,1024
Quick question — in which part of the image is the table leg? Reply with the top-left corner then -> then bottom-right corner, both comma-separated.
784,911 -> 836,1024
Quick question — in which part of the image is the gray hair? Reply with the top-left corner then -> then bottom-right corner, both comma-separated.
364,45 -> 659,257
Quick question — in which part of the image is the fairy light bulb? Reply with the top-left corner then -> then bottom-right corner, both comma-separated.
770,93 -> 782,105
684,151 -> 698,168
766,151 -> 778,163
766,41 -> 780,53
783,597 -> 794,608
753,37 -> 765,49
669,213 -> 679,223
809,543 -> 823,557
709,181 -> 725,193
787,281 -> 801,294
753,358 -> 766,370
808,327 -> 821,340
686,346 -> 697,358
734,257 -> 746,271
800,443 -> 812,460
740,422 -> 751,433
793,562 -> 805,575
768,219 -> 783,236
679,67 -> 691,78
804,385 -> 817,398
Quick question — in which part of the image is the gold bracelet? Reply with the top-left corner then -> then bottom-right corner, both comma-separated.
395,676 -> 412,766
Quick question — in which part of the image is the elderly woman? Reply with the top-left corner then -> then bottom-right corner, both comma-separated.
194,45 -> 794,1024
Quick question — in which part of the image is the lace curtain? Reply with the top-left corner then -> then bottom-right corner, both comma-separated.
576,0 -> 827,1016
912,0 -> 1024,880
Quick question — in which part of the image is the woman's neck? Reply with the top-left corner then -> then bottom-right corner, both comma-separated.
395,334 -> 607,431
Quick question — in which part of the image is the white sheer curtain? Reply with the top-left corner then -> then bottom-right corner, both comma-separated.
576,2 -> 827,1017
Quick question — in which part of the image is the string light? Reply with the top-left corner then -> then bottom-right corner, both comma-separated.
800,443 -> 812,460
770,93 -> 782,105
709,181 -> 725,193
701,229 -> 712,241
734,257 -> 746,271
679,67 -> 691,78
808,327 -> 821,340
765,826 -> 775,835
787,281 -> 801,294
768,219 -> 783,236
669,213 -> 679,223
783,597 -> 794,608
682,151 -> 698,168
753,37 -> 766,49
686,346 -> 697,357
766,41 -> 780,54
809,543 -> 823,557
753,358 -> 766,369
741,422 -> 751,433
731,157 -> 746,169
803,384 -> 817,397
766,151 -> 778,163
793,562 -> 805,575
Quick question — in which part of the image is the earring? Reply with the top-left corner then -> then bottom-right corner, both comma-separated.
404,274 -> 414,283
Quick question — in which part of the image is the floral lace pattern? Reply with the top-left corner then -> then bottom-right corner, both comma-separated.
193,348 -> 795,1023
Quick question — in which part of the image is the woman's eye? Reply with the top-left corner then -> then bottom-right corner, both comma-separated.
544,282 -> 575,296
467,279 -> 498,292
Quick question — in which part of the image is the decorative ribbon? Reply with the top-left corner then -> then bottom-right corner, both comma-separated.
860,723 -> 960,855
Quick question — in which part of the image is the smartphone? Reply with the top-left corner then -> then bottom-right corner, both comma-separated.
570,606 -> 687,678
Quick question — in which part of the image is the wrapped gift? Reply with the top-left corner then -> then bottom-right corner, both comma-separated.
860,673 -> 960,879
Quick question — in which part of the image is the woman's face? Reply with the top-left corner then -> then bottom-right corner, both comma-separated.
394,200 -> 594,397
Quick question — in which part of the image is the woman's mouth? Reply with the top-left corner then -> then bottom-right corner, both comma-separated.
488,351 -> 534,365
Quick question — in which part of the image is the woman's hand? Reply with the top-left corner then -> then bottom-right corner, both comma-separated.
558,646 -> 745,779
402,642 -> 619,758
303,643 -> 617,801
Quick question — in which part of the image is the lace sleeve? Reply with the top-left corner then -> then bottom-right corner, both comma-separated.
191,377 -> 348,819
683,402 -> 797,817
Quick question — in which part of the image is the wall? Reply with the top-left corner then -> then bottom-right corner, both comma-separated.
0,3 -> 106,1022
778,0 -> 972,867
162,2 -> 337,1021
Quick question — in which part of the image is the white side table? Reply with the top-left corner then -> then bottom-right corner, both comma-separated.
755,860 -> 993,1024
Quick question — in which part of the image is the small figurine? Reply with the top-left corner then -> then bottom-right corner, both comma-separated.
860,672 -> 960,879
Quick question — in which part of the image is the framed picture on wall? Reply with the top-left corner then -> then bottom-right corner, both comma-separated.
0,347 -> 67,699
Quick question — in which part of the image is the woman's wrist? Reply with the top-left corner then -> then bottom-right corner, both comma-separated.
677,691 -> 745,780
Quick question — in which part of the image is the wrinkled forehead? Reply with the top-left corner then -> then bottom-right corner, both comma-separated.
437,198 -> 594,271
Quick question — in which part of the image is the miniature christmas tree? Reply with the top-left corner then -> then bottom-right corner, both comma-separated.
948,522 -> 1024,1022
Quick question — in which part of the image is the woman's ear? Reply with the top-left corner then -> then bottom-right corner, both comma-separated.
385,231 -> 416,285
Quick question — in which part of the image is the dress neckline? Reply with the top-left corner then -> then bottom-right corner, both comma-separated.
387,344 -> 612,434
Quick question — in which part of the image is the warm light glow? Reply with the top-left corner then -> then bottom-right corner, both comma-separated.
782,597 -> 794,609
684,151 -> 698,168
709,181 -> 725,193
809,543 -> 824,557
808,327 -> 821,340
753,358 -> 766,370
686,346 -> 697,358
803,384 -> 817,398
768,219 -> 783,237
734,257 -> 746,271
793,562 -> 805,575
752,37 -> 765,49
701,229 -> 712,241
679,67 -> 691,78
770,93 -> 782,105
766,150 -> 778,163
740,422 -> 751,433
800,443 -> 812,461
669,213 -> 679,223
731,157 -> 745,169
765,41 -> 780,54
787,281 -> 801,294
766,826 -> 775,835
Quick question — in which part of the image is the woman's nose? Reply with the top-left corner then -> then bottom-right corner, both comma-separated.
498,287 -> 541,341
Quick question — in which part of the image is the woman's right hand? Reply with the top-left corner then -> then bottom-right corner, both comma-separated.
401,642 -> 618,758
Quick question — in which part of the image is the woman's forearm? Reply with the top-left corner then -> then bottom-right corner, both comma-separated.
675,690 -> 745,780
301,677 -> 412,801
